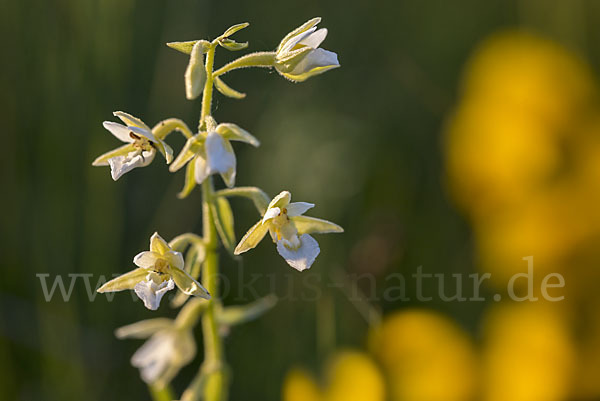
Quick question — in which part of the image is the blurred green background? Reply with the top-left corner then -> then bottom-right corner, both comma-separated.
3,0 -> 600,400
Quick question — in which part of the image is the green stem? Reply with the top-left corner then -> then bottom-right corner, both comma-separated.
200,178 -> 226,401
149,383 -> 175,401
212,52 -> 275,77
197,42 -> 226,399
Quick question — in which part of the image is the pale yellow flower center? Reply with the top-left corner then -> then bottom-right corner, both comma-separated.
270,207 -> 300,248
130,132 -> 154,152
153,258 -> 170,274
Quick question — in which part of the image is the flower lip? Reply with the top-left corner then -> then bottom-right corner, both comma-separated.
134,273 -> 175,310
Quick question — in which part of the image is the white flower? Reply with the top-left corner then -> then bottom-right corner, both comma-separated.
134,272 -> 175,310
92,111 -> 174,180
169,122 -> 259,198
235,191 -> 343,271
196,131 -> 237,186
275,17 -> 340,82
97,232 -> 210,310
115,318 -> 196,387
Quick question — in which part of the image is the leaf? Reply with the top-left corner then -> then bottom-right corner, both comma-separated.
211,196 -> 236,254
214,77 -> 246,99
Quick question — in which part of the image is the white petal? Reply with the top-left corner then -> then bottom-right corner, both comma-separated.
262,207 -> 280,224
290,48 -> 339,75
108,150 -> 155,181
298,28 -> 328,49
129,125 -> 158,143
280,26 -> 317,54
276,234 -> 320,272
194,154 -> 210,185
133,274 -> 175,310
205,131 -> 236,175
286,202 -> 315,217
103,121 -> 135,143
133,251 -> 161,268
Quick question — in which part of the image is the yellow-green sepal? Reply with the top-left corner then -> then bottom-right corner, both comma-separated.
92,143 -> 135,166
291,216 -> 344,234
214,77 -> 246,99
279,64 -> 340,83
166,39 -> 210,55
170,135 -> 204,173
276,17 -> 321,53
170,266 -> 210,299
177,159 -> 198,199
219,22 -> 249,39
115,318 -> 174,339
171,242 -> 206,308
234,220 -> 269,255
113,111 -> 152,131
216,123 -> 259,147
97,267 -> 148,293
218,38 -> 249,51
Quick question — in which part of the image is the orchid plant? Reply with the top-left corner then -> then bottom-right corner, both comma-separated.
93,17 -> 342,401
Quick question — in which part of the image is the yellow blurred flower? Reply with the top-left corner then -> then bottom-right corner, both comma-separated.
444,30 -> 600,284
283,368 -> 322,401
481,301 -> 575,401
282,350 -> 385,401
368,309 -> 478,401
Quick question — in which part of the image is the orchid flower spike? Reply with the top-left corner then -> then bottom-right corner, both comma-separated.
92,112 -> 174,180
274,17 -> 340,82
169,122 -> 259,198
97,232 -> 210,310
234,191 -> 343,271
115,317 -> 196,387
